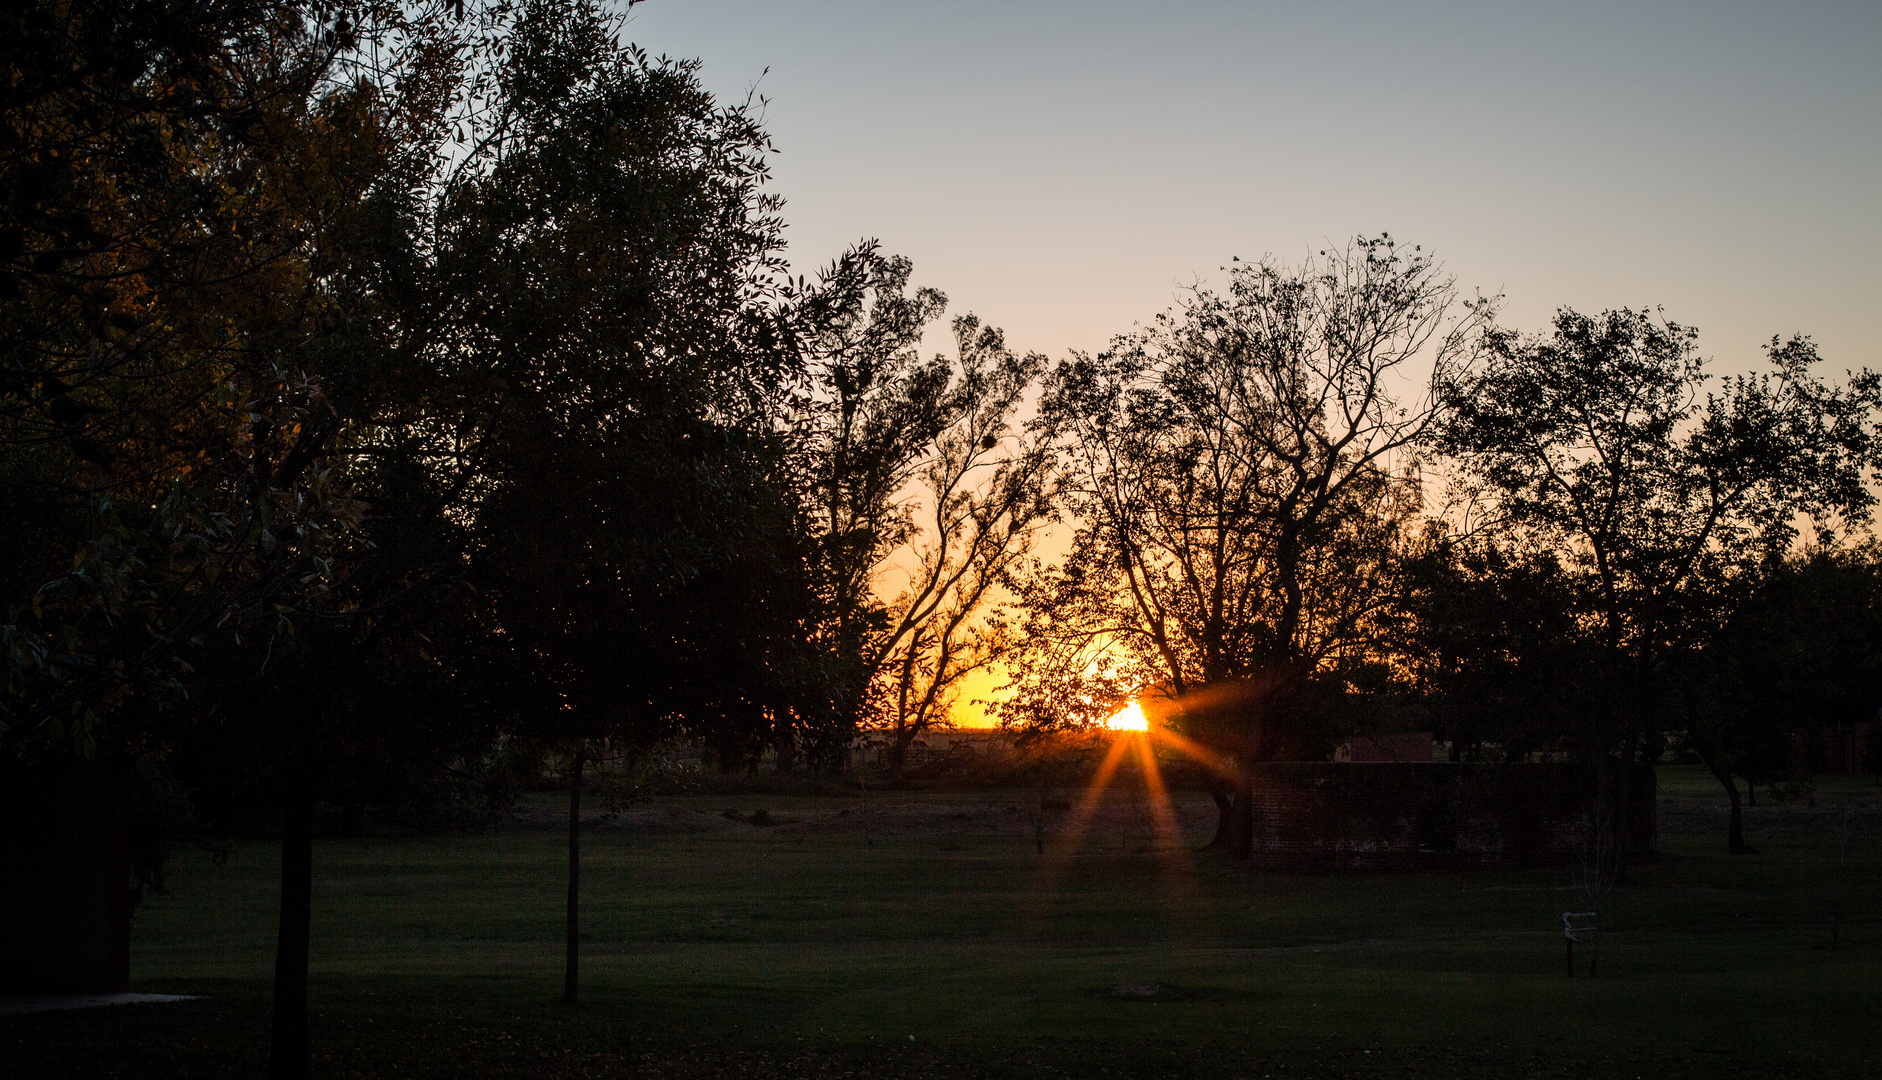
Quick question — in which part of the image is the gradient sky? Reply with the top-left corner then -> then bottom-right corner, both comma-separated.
627,0 -> 1878,373
625,1 -> 1881,726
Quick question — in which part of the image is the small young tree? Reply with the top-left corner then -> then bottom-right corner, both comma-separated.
1567,795 -> 1622,977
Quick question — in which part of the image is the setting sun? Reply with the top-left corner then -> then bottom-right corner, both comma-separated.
1106,699 -> 1149,731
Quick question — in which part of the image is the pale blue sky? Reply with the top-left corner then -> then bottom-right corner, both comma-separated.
626,0 -> 1880,371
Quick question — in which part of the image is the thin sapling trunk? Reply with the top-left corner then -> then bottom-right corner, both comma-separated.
563,748 -> 584,1006
1230,758 -> 1256,860
268,762 -> 315,1080
1832,805 -> 1853,946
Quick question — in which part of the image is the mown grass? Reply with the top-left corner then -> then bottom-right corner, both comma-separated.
5,766 -> 1879,1078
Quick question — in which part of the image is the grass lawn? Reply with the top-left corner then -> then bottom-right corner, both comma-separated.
4,765 -> 1880,1078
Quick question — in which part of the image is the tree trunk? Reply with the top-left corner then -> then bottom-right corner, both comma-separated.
1725,780 -> 1747,854
267,763 -> 314,1080
563,748 -> 583,1007
1202,781 -> 1233,850
886,725 -> 915,784
1229,759 -> 1255,860
1610,735 -> 1639,884
1693,744 -> 1752,854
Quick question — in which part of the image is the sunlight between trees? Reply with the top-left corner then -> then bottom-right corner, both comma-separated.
6,1 -> 1882,1076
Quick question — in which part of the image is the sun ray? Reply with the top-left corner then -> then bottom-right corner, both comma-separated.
1026,699 -> 1218,929
1148,726 -> 1236,780
1130,733 -> 1185,850
1050,733 -> 1133,859
1128,730 -> 1201,925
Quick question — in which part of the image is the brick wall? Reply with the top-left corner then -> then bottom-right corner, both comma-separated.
1245,762 -> 1656,871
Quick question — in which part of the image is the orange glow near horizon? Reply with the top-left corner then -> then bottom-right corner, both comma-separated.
1106,699 -> 1149,731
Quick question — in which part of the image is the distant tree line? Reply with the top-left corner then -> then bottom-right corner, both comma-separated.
5,0 -> 1881,1075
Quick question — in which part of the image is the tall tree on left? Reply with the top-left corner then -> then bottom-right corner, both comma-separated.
447,0 -> 837,1007
1,3 -> 509,1077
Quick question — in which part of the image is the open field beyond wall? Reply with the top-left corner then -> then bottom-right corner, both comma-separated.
5,766 -> 1881,1079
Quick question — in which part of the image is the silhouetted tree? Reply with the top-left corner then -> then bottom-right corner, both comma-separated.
794,251 -> 1058,779
1005,237 -> 1493,856
0,3 -> 518,1074
1440,310 -> 1882,866
442,0 -> 835,1007
1393,537 -> 1589,761
1685,545 -> 1882,850
2,0 -> 822,1065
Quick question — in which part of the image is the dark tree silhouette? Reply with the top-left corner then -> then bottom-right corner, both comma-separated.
1441,310 -> 1882,864
1,3 -> 511,1075
1006,238 -> 1491,855
794,250 -> 1059,780
3,0 -> 822,1068
1393,538 -> 1589,763
1685,546 -> 1882,850
444,0 -> 834,1008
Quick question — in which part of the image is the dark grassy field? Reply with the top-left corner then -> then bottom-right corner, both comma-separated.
5,765 -> 1880,1079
